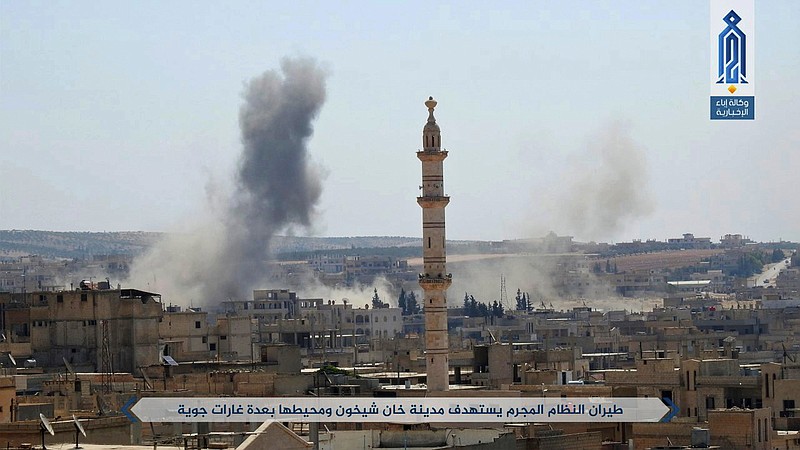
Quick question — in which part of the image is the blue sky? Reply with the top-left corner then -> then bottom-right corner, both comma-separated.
1,1 -> 798,242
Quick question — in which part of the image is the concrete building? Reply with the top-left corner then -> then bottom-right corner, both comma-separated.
668,233 -> 713,249
0,288 -> 162,373
417,96 -> 451,392
721,233 -> 753,248
0,376 -> 13,423
159,307 -> 211,361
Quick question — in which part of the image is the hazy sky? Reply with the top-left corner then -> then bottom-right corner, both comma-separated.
1,1 -> 798,243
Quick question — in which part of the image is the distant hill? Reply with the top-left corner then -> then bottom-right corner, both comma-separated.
0,230 -> 163,260
272,235 -> 421,254
0,230 -> 444,260
0,230 -> 494,261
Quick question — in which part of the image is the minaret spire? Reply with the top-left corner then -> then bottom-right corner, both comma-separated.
423,96 -> 441,150
417,96 -> 451,392
425,96 -> 438,124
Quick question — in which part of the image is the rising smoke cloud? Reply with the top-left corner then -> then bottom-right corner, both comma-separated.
548,123 -> 653,242
445,255 -> 661,313
127,57 -> 328,306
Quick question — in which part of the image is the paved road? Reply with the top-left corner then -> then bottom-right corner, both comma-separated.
752,258 -> 791,288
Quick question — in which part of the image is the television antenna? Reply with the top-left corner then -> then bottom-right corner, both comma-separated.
782,343 -> 798,378
39,413 -> 55,449
73,414 -> 87,449
100,320 -> 113,393
500,275 -> 508,309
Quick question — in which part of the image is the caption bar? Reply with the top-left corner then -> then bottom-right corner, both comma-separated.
127,397 -> 674,423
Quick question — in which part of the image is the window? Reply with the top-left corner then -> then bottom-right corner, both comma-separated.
757,419 -> 761,442
80,293 -> 87,302
221,335 -> 227,340
202,336 -> 208,344
57,295 -> 63,303
210,343 -> 217,351
195,321 -> 201,329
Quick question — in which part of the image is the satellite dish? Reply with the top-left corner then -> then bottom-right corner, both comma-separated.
40,413 -> 55,435
73,414 -> 87,449
73,414 -> 86,437
40,413 -> 54,450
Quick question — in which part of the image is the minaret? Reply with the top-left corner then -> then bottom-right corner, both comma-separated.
417,96 -> 451,392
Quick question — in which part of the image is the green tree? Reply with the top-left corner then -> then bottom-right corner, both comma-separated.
515,289 -> 526,311
492,300 -> 504,318
371,288 -> 385,309
772,248 -> 786,263
398,289 -> 407,314
731,253 -> 765,278
477,302 -> 489,317
406,291 -> 420,315
464,293 -> 481,316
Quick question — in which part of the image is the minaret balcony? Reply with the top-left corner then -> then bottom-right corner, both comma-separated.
417,196 -> 450,208
417,150 -> 448,162
418,273 -> 453,290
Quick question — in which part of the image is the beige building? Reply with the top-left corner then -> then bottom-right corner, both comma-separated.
0,376 -> 13,423
214,315 -> 253,360
159,307 -> 212,361
1,288 -> 162,373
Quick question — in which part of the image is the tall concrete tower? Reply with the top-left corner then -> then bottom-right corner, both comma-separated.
417,97 -> 451,392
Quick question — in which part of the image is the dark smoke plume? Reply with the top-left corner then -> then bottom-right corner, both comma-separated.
127,58 -> 327,305
217,58 -> 327,298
